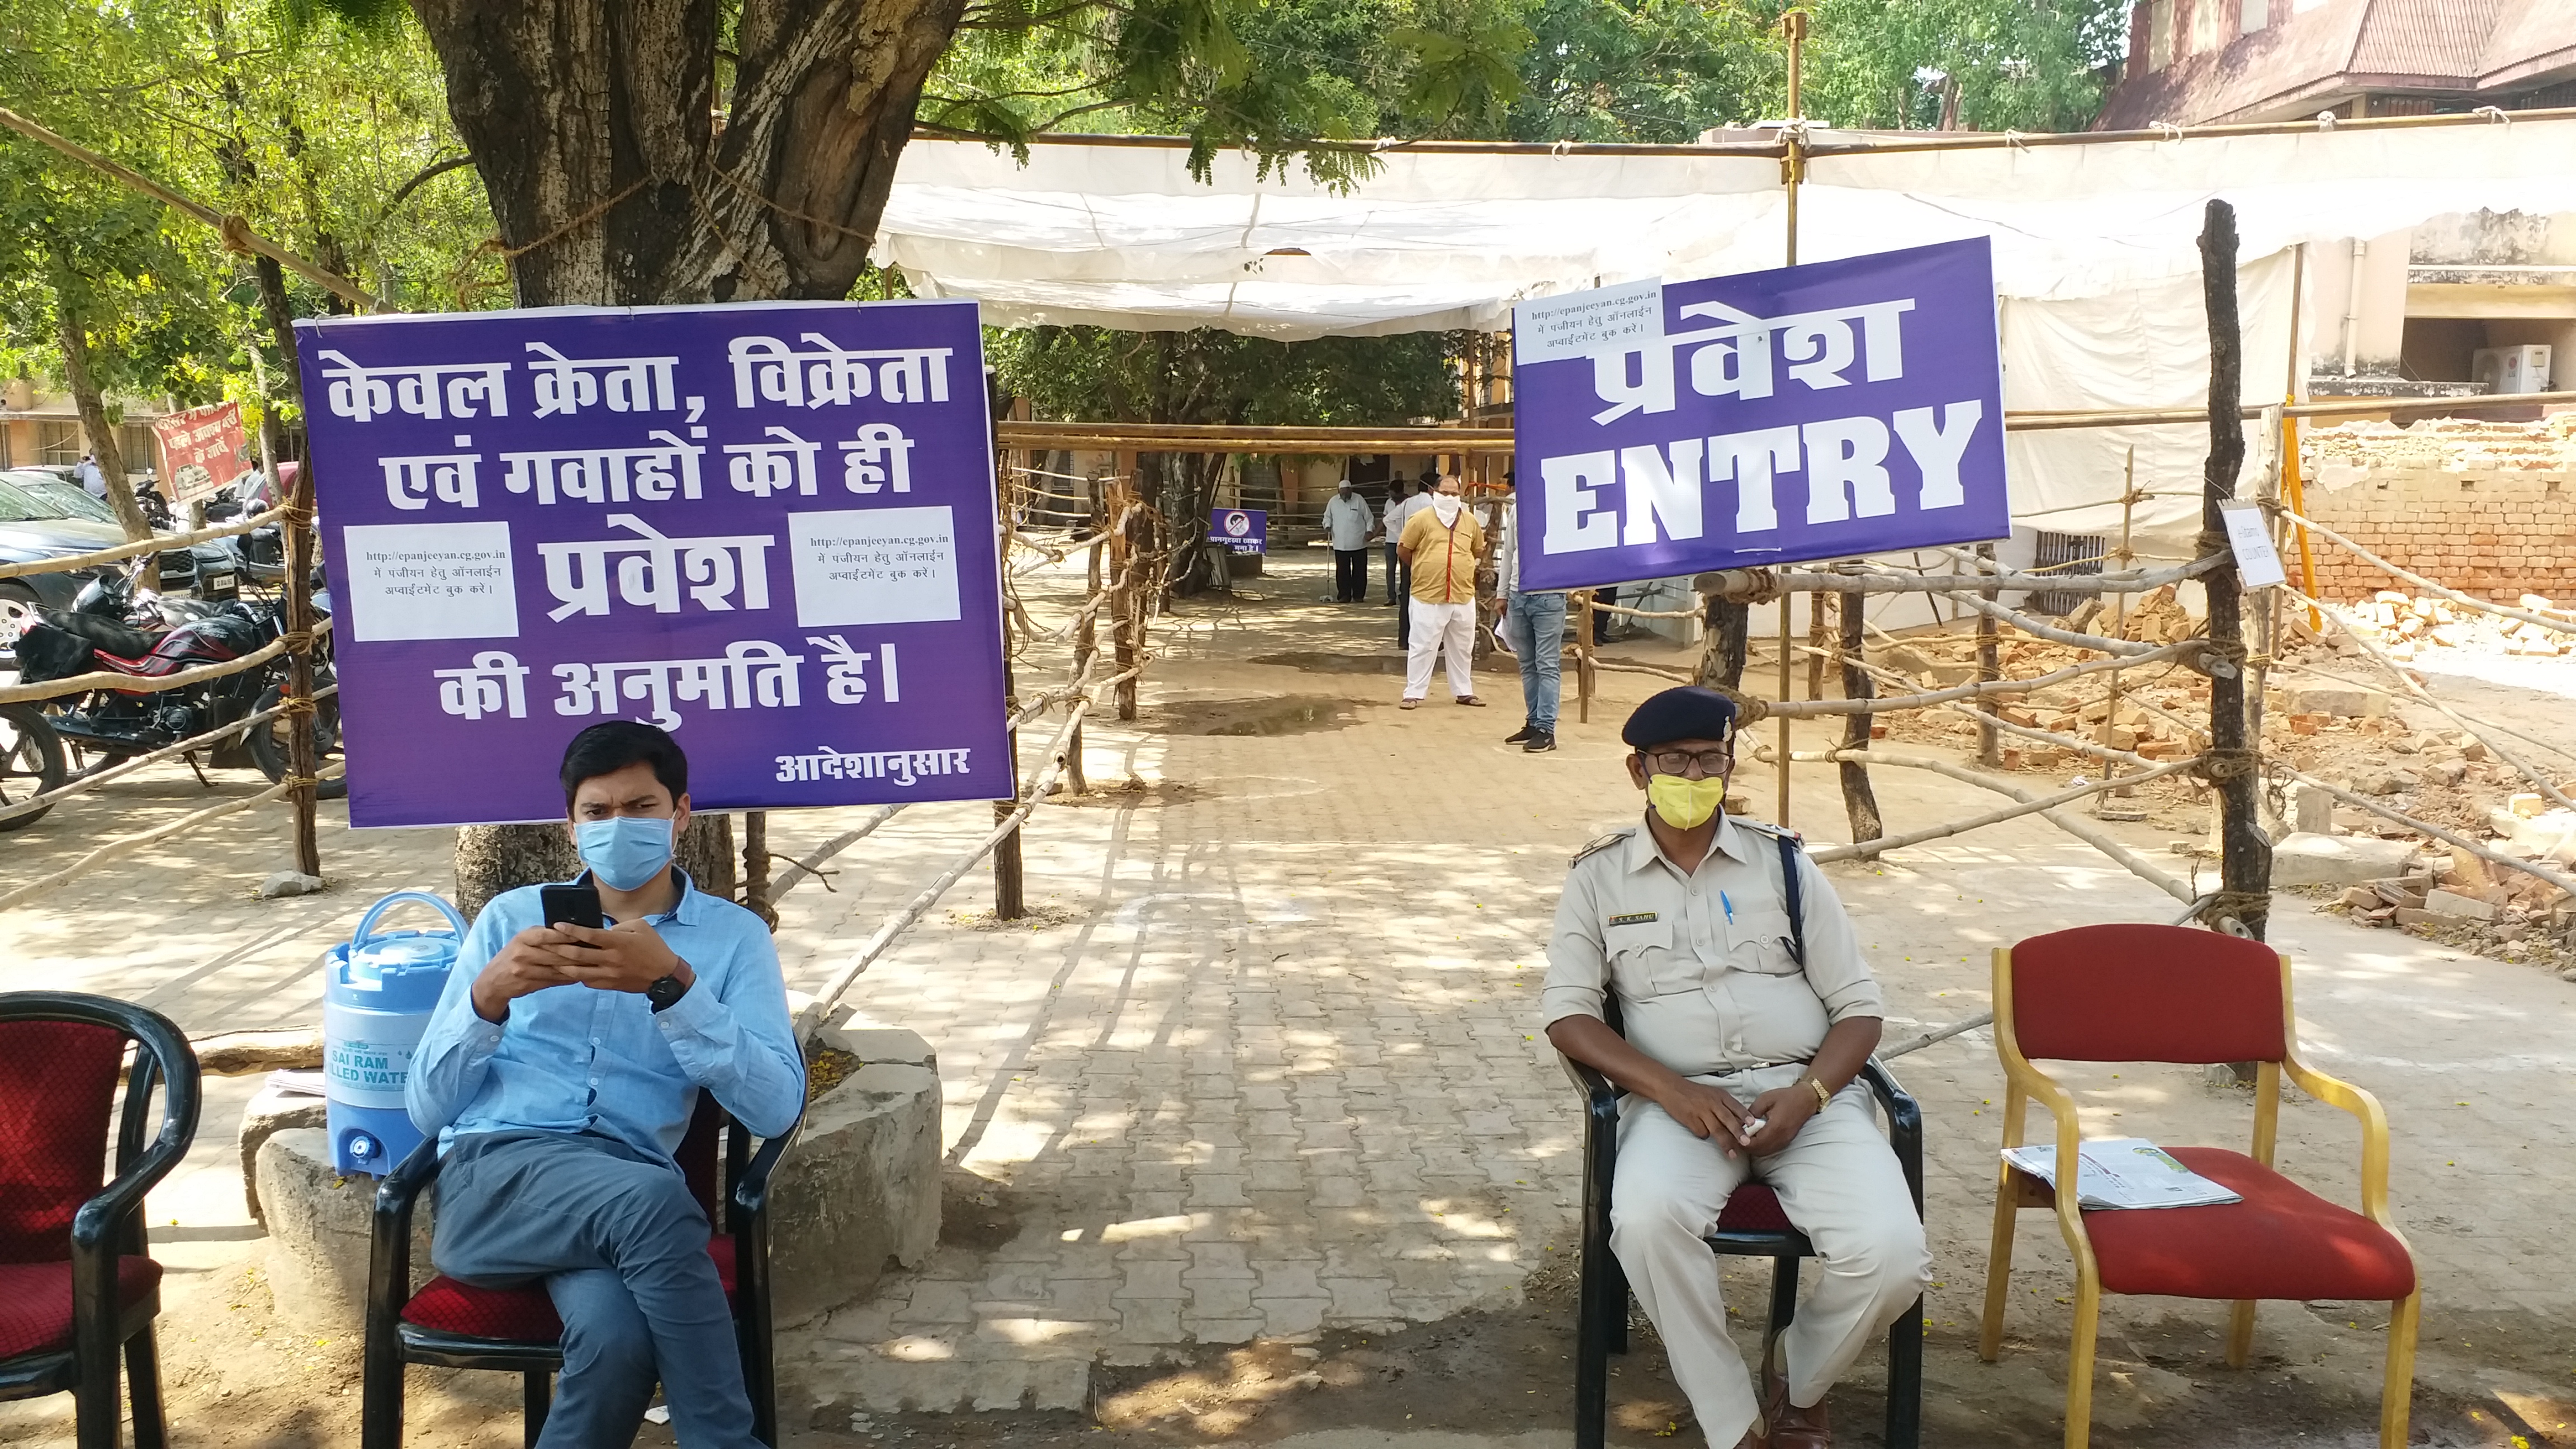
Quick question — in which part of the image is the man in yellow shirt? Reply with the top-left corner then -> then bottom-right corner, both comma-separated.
1396,474 -> 1486,709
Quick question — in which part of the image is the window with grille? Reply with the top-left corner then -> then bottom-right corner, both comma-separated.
37,422 -> 81,465
2030,532 -> 2107,617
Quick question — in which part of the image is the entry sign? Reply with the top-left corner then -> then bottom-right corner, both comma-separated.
295,299 -> 1009,828
1210,508 -> 1267,555
1511,239 -> 2009,592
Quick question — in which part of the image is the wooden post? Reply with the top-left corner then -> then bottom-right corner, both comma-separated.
1974,542 -> 2001,768
1775,595 -> 1793,826
993,644 -> 1026,920
1068,522 -> 1098,797
2100,449 -> 2138,802
1806,591 -> 1830,700
1576,589 -> 1596,723
2199,200 -> 2270,941
281,459 -> 320,877
1838,588 -> 1883,841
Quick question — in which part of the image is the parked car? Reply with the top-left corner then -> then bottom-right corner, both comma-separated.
0,471 -> 239,661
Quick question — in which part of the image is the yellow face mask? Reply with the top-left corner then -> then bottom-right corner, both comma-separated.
1646,773 -> 1729,830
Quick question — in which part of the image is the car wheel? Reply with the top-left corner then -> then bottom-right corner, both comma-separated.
0,580 -> 39,655
0,703 -> 68,832
247,681 -> 349,801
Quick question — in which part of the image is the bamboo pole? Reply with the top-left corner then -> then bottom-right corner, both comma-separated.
1804,751 -> 2206,864
279,462 -> 320,877
766,804 -> 907,902
0,505 -> 290,581
993,455 -> 1026,920
0,684 -> 339,827
1778,6 -> 1806,833
1791,748 -> 2196,905
1758,637 -> 2203,717
2101,453 -> 2139,804
1576,589 -> 1597,723
1975,542 -> 2001,767
0,763 -> 345,914
2275,765 -> 2576,900
1836,586 -> 1882,842
2275,508 -> 2576,636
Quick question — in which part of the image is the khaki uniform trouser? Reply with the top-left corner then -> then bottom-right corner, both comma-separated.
1611,1063 -> 1930,1447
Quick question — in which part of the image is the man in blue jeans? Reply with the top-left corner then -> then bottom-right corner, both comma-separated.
1492,472 -> 1565,752
409,721 -> 804,1448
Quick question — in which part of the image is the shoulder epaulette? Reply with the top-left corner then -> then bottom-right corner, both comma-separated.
1732,817 -> 1805,847
1569,827 -> 1635,867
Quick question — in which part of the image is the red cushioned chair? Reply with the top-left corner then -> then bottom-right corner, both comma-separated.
0,992 -> 202,1449
1561,997 -> 1922,1449
1979,924 -> 2420,1449
360,1091 -> 795,1449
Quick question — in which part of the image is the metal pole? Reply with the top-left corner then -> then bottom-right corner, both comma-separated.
1774,8 -> 1807,830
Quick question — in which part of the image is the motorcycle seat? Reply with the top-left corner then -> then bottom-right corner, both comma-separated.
44,610 -> 168,660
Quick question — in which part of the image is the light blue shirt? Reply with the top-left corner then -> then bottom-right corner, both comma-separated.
408,870 -> 806,1161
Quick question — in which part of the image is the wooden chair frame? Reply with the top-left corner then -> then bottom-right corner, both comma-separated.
1977,945 -> 2421,1449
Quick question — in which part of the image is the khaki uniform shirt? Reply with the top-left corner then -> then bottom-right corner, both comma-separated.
1400,505 -> 1484,603
1540,814 -> 1884,1078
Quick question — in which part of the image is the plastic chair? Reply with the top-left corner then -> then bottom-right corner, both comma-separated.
0,991 -> 202,1449
1979,924 -> 2420,1449
360,1092 -> 795,1449
1561,1000 -> 1924,1449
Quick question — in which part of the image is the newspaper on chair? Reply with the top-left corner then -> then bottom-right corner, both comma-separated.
2001,1138 -> 2243,1210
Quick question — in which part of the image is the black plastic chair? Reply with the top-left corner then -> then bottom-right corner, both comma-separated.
360,1092 -> 796,1449
0,991 -> 202,1449
1561,1002 -> 1924,1449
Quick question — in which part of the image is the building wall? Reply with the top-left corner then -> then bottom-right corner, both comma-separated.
2299,415 -> 2576,602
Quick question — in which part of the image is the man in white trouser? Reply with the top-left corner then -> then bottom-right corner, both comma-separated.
1395,473 -> 1485,709
1542,686 -> 1928,1448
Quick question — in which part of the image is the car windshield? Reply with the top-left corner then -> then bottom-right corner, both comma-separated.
0,475 -> 58,524
1,470 -> 118,524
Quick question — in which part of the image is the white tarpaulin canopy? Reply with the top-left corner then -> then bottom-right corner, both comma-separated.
880,120 -> 2576,559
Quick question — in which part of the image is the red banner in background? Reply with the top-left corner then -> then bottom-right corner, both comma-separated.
154,401 -> 252,503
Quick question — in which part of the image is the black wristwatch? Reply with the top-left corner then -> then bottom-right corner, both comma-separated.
647,972 -> 691,1013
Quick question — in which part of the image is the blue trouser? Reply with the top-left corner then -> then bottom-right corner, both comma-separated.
1383,543 -> 1401,602
433,1129 -> 755,1449
1507,591 -> 1567,731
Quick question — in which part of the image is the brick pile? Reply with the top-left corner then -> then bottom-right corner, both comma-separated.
2298,413 -> 2576,603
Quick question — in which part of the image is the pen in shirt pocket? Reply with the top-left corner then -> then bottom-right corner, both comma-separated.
1720,890 -> 1734,924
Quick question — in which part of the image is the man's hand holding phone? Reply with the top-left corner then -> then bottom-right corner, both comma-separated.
552,918 -> 691,995
471,927 -> 586,1023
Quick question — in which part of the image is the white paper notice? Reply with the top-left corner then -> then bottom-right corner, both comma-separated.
2218,501 -> 2286,588
340,522 -> 520,641
1513,280 -> 1665,366
788,506 -> 962,627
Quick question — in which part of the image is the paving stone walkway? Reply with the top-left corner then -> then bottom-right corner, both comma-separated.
5,550 -> 2573,1435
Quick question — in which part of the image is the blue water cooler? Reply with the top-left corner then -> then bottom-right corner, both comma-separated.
324,890 -> 468,1175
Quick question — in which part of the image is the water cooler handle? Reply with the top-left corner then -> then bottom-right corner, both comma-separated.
352,889 -> 471,949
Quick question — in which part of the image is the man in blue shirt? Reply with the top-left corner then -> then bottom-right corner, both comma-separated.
409,721 -> 804,1449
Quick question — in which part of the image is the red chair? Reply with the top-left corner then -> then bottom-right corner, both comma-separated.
1979,924 -> 2419,1449
361,1092 -> 794,1449
0,992 -> 202,1449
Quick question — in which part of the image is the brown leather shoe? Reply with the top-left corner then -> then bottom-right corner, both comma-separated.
1729,1425 -> 1770,1449
1761,1361 -> 1829,1448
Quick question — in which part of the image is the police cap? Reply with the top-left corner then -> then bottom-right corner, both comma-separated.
1620,686 -> 1738,749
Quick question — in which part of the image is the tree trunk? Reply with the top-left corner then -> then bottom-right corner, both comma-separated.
412,0 -> 966,309
1699,599 -> 1751,691
2198,200 -> 2269,942
46,253 -> 150,542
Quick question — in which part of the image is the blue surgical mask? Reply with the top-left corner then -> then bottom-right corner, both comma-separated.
576,816 -> 675,891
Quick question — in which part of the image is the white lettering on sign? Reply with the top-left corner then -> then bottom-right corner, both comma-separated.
1579,296 -> 1917,425
1536,402 -> 1988,556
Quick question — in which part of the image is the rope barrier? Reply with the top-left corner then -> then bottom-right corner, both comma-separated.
1755,637 -> 2202,718
0,615 -> 334,705
0,683 -> 339,827
1803,750 -> 2208,865
0,761 -> 346,914
2275,507 -> 2576,638
0,505 -> 290,581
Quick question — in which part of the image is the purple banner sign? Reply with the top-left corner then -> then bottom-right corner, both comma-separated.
1209,508 -> 1267,555
1510,239 -> 2008,593
296,299 -> 1007,828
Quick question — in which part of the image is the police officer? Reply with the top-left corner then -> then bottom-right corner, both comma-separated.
1541,686 -> 1928,1449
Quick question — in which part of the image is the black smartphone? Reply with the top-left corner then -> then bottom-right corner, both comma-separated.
539,882 -> 605,931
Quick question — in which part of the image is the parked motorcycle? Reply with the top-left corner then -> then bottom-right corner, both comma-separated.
0,703 -> 67,832
13,558 -> 344,799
